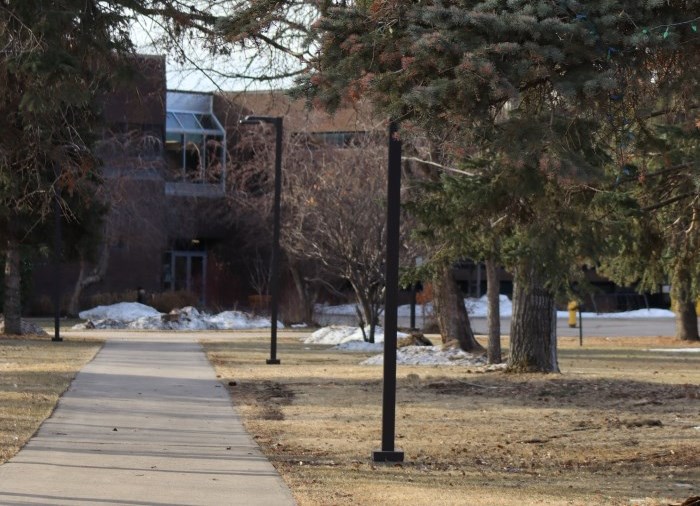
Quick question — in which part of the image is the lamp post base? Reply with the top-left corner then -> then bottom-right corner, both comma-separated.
266,358 -> 281,365
371,450 -> 404,462
51,337 -> 63,342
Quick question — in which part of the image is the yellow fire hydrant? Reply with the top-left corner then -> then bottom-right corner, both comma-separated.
567,301 -> 579,328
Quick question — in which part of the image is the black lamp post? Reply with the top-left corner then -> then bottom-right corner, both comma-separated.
240,115 -> 283,365
372,120 -> 404,463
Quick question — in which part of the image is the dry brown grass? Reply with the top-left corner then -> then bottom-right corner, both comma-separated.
203,333 -> 700,506
0,337 -> 101,463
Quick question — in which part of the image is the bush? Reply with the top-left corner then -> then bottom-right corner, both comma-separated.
26,293 -> 76,317
150,290 -> 199,313
248,294 -> 271,314
89,290 -> 145,309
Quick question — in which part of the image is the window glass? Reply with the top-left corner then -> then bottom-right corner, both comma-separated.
164,92 -> 225,184
165,133 -> 184,178
184,134 -> 204,176
197,114 -> 218,130
166,112 -> 182,130
175,112 -> 202,131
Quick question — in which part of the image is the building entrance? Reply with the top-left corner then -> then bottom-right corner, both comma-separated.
165,251 -> 207,305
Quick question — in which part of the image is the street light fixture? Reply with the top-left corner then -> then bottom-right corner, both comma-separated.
372,120 -> 404,463
240,115 -> 283,365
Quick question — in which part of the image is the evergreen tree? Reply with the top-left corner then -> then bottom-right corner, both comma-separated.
0,1 -> 132,333
598,117 -> 700,341
589,13 -> 699,341
301,0 -> 699,370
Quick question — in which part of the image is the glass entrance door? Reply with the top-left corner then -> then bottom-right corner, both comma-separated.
169,251 -> 207,304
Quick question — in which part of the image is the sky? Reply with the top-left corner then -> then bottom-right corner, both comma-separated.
130,11 -> 301,93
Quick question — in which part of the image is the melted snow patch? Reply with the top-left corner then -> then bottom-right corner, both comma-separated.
317,296 -> 674,320
208,311 -> 272,330
303,326 -> 408,345
304,326 -> 361,345
564,308 -> 675,319
79,302 -> 161,322
361,346 -> 488,366
334,341 -> 384,352
74,303 -> 280,330
465,294 -> 513,318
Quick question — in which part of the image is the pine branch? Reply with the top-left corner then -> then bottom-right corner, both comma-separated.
401,156 -> 476,177
641,104 -> 699,121
641,191 -> 697,213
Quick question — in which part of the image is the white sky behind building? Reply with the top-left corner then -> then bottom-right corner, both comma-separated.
130,10 -> 305,92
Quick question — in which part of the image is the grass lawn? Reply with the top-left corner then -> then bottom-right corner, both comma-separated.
0,336 -> 101,463
203,333 -> 700,506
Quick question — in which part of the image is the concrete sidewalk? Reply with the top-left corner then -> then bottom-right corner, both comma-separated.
0,336 -> 296,505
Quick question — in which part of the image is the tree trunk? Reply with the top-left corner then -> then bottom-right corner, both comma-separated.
675,299 -> 698,341
289,262 -> 317,325
433,263 -> 484,352
485,258 -> 501,364
508,266 -> 559,373
356,294 -> 376,343
672,263 -> 699,341
3,239 -> 22,335
67,242 -> 110,317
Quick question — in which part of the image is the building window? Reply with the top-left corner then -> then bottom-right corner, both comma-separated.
165,92 -> 226,185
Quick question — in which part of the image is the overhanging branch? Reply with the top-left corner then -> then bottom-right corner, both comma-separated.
401,156 -> 476,177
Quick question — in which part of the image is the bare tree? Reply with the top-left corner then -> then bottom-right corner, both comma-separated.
229,110 -> 414,340
248,249 -> 270,299
283,133 -> 396,341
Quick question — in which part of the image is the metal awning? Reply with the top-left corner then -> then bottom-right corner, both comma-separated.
166,91 -> 225,136
166,111 -> 224,136
165,90 -> 227,189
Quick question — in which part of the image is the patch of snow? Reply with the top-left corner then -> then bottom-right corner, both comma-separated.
304,326 -> 359,344
0,318 -> 49,336
361,346 -> 488,366
82,319 -> 128,330
647,348 -> 700,353
127,316 -> 165,330
314,303 -> 359,316
303,325 -> 408,345
208,311 -> 274,330
318,296 -> 674,320
464,294 -> 513,318
74,302 -> 281,331
560,308 -> 675,319
79,302 -> 161,322
333,341 -> 384,352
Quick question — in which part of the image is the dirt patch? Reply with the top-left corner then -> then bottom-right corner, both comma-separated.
203,333 -> 700,505
230,380 -> 295,421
